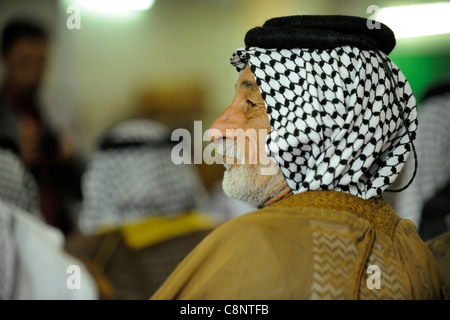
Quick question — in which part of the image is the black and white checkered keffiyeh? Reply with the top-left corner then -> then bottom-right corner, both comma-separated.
78,119 -> 207,234
0,147 -> 40,216
230,45 -> 417,199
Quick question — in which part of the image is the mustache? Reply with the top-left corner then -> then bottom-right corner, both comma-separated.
216,139 -> 245,163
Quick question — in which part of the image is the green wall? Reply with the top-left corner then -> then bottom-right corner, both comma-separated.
390,52 -> 450,105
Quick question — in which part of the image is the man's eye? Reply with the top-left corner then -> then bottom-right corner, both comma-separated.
247,99 -> 257,107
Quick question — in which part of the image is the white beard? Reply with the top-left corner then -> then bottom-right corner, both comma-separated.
222,162 -> 288,209
219,138 -> 289,208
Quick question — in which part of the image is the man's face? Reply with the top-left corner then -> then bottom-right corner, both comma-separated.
209,64 -> 288,208
2,37 -> 48,90
210,64 -> 271,166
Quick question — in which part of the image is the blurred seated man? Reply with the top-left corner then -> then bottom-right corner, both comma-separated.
426,231 -> 450,296
391,75 -> 450,240
387,75 -> 450,294
0,19 -> 83,234
151,15 -> 447,300
0,139 -> 98,300
65,119 -> 217,300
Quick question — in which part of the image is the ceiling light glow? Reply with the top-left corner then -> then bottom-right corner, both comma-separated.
374,2 -> 450,39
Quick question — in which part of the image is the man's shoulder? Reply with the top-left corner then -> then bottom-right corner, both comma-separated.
168,198 -> 377,299
220,196 -> 372,231
209,199 -> 372,249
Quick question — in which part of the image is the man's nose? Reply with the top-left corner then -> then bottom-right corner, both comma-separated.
209,104 -> 246,142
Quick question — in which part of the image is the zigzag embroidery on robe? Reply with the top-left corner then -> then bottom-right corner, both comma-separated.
359,241 -> 410,299
408,245 -> 430,298
309,220 -> 357,300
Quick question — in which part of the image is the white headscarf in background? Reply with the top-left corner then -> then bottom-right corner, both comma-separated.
78,119 -> 208,234
0,145 -> 40,217
394,90 -> 450,227
0,200 -> 98,300
0,203 -> 15,299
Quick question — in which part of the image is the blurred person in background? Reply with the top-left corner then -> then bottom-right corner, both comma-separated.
0,138 -> 98,300
0,18 -> 83,235
392,75 -> 450,241
391,75 -> 450,294
65,119 -> 217,299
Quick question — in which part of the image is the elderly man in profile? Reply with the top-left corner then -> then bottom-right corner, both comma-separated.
151,15 -> 448,300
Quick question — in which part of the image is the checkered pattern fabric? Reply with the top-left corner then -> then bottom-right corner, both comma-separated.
230,45 -> 417,199
0,146 -> 40,299
78,119 -> 207,234
394,92 -> 450,226
0,202 -> 15,299
0,149 -> 40,215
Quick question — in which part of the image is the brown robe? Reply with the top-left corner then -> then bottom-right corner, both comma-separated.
151,191 -> 448,299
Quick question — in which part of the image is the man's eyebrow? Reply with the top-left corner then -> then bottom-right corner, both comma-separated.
240,80 -> 257,91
